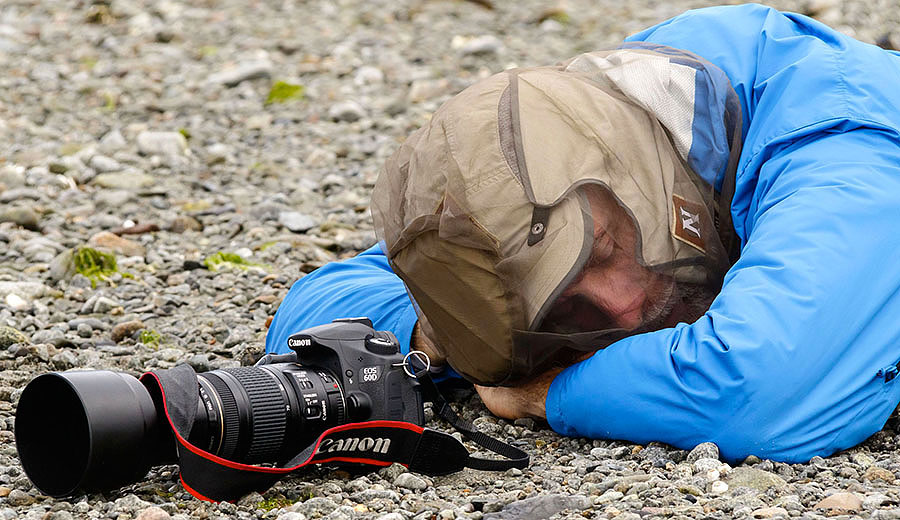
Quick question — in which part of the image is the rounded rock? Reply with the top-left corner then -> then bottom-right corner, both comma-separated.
0,327 -> 29,348
354,66 -> 384,86
709,480 -> 729,494
76,322 -> 93,338
692,457 -> 721,472
136,131 -> 188,157
864,466 -> 896,482
135,506 -> 172,520
111,320 -> 146,343
89,154 -> 122,173
278,211 -> 317,233
6,489 -> 35,506
457,35 -> 503,56
328,101 -> 366,122
686,442 -> 720,463
276,513 -> 307,520
0,207 -> 40,231
394,472 -> 428,491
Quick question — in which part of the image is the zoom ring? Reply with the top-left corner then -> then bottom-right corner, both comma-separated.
228,367 -> 288,462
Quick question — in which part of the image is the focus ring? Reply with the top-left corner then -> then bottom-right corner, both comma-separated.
227,367 -> 287,462
201,373 -> 240,460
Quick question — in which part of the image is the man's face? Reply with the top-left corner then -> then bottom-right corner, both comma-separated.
540,185 -> 717,335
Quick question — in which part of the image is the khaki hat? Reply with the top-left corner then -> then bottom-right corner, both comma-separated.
373,44 -> 743,385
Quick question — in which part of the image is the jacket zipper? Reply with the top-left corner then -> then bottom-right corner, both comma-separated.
877,363 -> 900,383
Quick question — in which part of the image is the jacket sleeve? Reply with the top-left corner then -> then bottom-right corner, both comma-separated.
265,244 -> 419,355
546,129 -> 900,463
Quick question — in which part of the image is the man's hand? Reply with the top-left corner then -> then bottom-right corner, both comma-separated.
474,367 -> 563,420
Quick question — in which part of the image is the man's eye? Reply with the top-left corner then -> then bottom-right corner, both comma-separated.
590,232 -> 615,266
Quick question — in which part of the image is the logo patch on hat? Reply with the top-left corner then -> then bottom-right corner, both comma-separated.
672,194 -> 705,252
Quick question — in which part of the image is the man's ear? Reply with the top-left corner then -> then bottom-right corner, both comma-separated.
413,321 -> 446,365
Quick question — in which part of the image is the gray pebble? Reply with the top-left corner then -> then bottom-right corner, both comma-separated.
76,322 -> 93,338
287,497 -> 338,517
207,59 -> 273,87
484,493 -> 590,519
92,171 -> 157,189
0,207 -> 39,231
354,66 -> 385,86
458,35 -> 503,56
89,154 -> 122,173
686,441 -> 720,463
352,489 -> 401,502
44,512 -> 75,520
276,513 -> 308,520
136,131 -> 188,157
187,353 -> 210,372
99,129 -> 128,153
223,325 -> 255,348
92,296 -> 122,314
394,472 -> 428,490
278,211 -> 318,233
328,101 -> 367,122
30,328 -> 65,345
5,489 -> 34,506
0,188 -> 43,203
725,466 -> 788,492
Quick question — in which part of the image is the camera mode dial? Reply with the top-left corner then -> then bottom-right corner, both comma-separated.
364,336 -> 399,355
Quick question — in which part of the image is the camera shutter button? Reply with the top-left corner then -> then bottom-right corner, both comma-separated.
365,336 -> 398,355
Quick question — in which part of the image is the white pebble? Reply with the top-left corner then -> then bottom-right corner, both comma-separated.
5,293 -> 29,311
710,480 -> 729,494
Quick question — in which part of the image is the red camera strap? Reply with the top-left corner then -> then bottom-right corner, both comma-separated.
140,365 -> 528,502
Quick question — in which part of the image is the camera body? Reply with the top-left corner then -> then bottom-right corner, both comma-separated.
16,317 -> 426,498
273,317 -> 424,425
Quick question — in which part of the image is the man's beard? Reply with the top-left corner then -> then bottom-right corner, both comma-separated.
540,279 -> 718,336
642,280 -> 719,332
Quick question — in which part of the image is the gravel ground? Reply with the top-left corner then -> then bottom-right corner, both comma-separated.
2,0 -> 900,519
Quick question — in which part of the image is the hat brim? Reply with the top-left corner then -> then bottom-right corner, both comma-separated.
519,191 -> 594,332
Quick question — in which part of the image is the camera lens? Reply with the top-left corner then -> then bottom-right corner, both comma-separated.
196,365 -> 346,463
15,363 -> 348,497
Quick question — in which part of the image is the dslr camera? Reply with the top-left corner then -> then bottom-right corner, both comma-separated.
15,318 -> 425,498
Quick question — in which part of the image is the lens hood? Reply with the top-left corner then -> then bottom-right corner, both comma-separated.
15,371 -> 167,497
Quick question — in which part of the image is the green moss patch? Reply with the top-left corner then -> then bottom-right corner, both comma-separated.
257,241 -> 279,252
265,81 -> 305,105
74,247 -> 119,287
257,496 -> 294,511
139,329 -> 162,349
548,11 -> 570,24
203,252 -> 267,272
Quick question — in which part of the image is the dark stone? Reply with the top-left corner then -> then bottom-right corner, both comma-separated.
183,260 -> 204,270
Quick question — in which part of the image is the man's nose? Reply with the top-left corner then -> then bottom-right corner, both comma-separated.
565,274 -> 648,330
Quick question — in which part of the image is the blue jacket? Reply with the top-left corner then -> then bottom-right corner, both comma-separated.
267,4 -> 900,463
